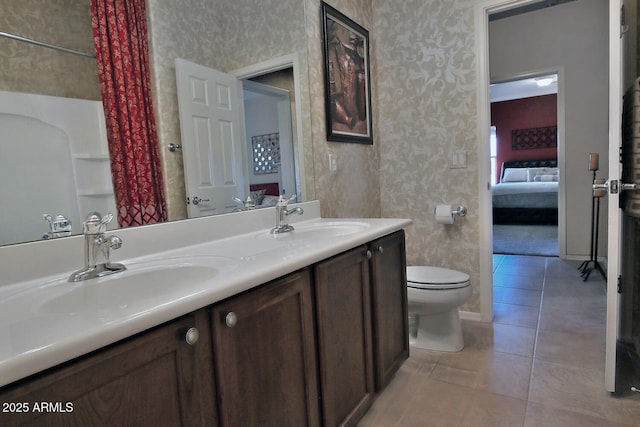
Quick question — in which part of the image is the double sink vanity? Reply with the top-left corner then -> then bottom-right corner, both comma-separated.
0,201 -> 411,426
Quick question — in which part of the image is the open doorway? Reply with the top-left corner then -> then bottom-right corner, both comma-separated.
489,74 -> 560,257
242,72 -> 297,205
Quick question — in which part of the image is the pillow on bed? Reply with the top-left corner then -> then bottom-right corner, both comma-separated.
502,168 -> 528,182
527,167 -> 558,181
260,195 -> 279,207
533,174 -> 558,182
250,189 -> 266,205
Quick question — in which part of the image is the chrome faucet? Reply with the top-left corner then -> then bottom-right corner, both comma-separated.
42,213 -> 73,239
69,213 -> 126,282
232,195 -> 256,210
271,195 -> 304,234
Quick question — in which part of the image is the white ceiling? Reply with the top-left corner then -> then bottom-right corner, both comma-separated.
490,74 -> 558,103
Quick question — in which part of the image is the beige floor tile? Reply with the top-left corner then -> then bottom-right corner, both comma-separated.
524,402 -> 634,427
538,303 -> 606,334
395,378 -> 476,427
543,276 -> 606,298
494,286 -> 541,307
494,302 -> 539,329
358,350 -> 438,427
528,360 -> 640,425
430,364 -> 479,388
493,272 -> 544,291
495,263 -> 546,278
545,258 -> 583,278
360,255 -> 639,426
460,320 -> 536,358
499,255 -> 547,267
458,390 -> 527,427
493,322 -> 536,357
475,352 -> 532,400
540,292 -> 604,313
535,329 -> 605,370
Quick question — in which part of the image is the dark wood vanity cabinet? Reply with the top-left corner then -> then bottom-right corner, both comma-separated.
314,245 -> 376,427
370,230 -> 409,390
0,231 -> 408,427
0,309 -> 217,427
209,269 -> 320,427
313,231 -> 408,426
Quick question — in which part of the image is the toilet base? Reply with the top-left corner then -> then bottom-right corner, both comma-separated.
412,309 -> 464,352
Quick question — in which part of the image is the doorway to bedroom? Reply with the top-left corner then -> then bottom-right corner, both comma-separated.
490,75 -> 559,257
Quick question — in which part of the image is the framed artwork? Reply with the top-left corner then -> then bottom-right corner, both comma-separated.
251,133 -> 280,175
321,2 -> 372,144
511,126 -> 557,150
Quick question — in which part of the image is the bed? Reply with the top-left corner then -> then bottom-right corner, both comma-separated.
249,183 -> 280,208
492,159 -> 558,225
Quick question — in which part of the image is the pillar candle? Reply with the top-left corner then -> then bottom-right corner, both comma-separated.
588,153 -> 599,171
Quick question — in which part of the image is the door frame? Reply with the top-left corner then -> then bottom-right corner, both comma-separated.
605,0 -> 622,393
474,0 -> 541,323
242,79 -> 297,200
489,68 -> 567,261
475,0 -> 622,392
231,53 -> 308,202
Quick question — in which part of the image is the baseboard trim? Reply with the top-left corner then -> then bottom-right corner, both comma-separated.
460,311 -> 483,322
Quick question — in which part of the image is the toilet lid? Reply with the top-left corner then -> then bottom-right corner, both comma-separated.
407,266 -> 470,290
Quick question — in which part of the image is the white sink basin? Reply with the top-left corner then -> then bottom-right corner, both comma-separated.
257,221 -> 371,241
36,255 -> 236,315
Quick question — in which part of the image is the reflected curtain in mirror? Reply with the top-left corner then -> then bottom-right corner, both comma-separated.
91,0 -> 167,227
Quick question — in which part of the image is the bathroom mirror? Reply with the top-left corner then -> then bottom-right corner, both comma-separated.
0,0 -> 314,246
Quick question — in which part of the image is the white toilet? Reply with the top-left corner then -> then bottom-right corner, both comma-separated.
406,266 -> 472,352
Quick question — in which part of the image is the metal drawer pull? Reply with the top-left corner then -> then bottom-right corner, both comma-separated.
225,312 -> 238,328
185,327 -> 199,345
366,250 -> 372,260
377,246 -> 384,254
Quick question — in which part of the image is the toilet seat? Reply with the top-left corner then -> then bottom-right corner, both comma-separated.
407,266 -> 470,290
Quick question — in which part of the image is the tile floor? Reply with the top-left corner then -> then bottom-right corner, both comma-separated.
358,255 -> 640,426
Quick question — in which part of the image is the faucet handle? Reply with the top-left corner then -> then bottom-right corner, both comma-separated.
83,212 -> 113,234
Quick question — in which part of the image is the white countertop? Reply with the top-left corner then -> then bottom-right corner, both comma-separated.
0,202 -> 411,387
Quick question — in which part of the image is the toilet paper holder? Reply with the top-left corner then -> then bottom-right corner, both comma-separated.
452,206 -> 467,217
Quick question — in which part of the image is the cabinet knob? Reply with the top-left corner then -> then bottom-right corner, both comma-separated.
366,250 -> 372,260
185,327 -> 199,345
225,311 -> 238,328
377,246 -> 384,254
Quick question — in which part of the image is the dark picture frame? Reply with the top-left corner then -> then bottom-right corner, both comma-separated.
321,2 -> 372,144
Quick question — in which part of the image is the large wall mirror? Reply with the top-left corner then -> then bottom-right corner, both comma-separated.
0,0 -> 315,246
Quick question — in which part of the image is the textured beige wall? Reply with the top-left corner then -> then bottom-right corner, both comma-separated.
373,0 -> 481,313
304,0 -> 381,218
0,0 -> 99,100
147,0 -> 314,221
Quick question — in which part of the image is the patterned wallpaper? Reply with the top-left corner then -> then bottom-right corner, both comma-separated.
0,0 -> 100,100
147,0 -> 314,220
4,1 -> 482,313
147,0 -> 481,312
372,0 -> 481,313
304,0 -> 381,219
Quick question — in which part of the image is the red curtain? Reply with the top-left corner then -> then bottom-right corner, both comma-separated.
91,0 -> 167,227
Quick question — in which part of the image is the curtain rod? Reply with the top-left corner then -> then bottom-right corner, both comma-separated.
0,31 -> 95,59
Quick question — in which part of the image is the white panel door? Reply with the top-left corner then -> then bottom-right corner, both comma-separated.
175,58 -> 247,218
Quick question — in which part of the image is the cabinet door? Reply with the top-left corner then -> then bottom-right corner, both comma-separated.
210,269 -> 320,427
314,245 -> 374,427
0,310 -> 217,427
370,230 -> 409,390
